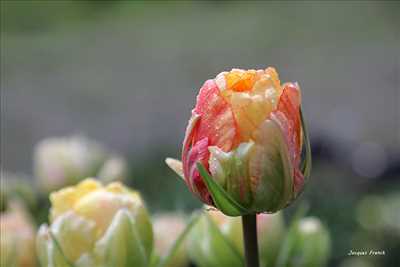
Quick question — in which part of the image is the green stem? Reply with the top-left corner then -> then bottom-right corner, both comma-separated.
242,214 -> 260,267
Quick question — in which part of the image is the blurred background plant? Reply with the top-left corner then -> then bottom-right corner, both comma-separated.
0,200 -> 37,267
34,135 -> 127,193
1,1 -> 399,267
152,213 -> 189,267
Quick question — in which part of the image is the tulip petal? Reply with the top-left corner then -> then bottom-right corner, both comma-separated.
182,115 -> 212,204
208,142 -> 255,207
249,117 -> 293,213
197,163 -> 248,216
165,158 -> 184,181
50,211 -> 97,263
275,84 -> 307,196
49,231 -> 76,267
182,114 -> 200,167
186,138 -> 213,204
94,209 -> 148,267
37,224 -> 72,267
194,79 -> 237,151
278,83 -> 301,154
36,225 -> 51,267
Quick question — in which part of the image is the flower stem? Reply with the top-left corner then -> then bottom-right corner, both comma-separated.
242,214 -> 260,267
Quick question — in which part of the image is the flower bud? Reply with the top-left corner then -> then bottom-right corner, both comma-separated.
167,67 -> 311,216
187,208 -> 285,267
357,194 -> 400,235
152,213 -> 189,267
34,136 -> 107,192
287,217 -> 331,267
97,155 -> 128,183
36,179 -> 153,267
187,209 -> 243,267
1,201 -> 37,267
257,213 -> 285,267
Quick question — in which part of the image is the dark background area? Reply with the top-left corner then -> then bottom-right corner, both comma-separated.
1,1 -> 399,266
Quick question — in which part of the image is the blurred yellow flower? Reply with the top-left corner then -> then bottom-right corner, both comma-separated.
37,178 -> 153,267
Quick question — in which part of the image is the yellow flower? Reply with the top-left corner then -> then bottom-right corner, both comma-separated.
37,179 -> 153,267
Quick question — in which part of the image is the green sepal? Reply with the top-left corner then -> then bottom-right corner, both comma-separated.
204,213 -> 244,265
197,162 -> 249,216
300,107 -> 312,180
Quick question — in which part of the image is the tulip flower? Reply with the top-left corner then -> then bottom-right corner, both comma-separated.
97,155 -> 128,184
166,67 -> 311,216
152,213 -> 189,267
34,136 -> 106,192
34,135 -> 127,193
36,179 -> 153,267
257,213 -> 285,267
187,208 -> 285,267
286,217 -> 331,267
0,201 -> 37,267
187,209 -> 243,267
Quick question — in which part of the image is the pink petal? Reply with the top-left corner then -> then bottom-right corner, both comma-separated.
274,83 -> 304,194
184,138 -> 213,205
194,79 -> 237,151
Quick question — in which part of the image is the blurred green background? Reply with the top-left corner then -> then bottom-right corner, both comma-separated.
1,1 -> 399,266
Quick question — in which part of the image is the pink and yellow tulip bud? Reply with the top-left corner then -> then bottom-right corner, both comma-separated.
34,136 -> 106,192
0,202 -> 37,267
287,217 -> 331,267
36,179 -> 153,267
167,67 -> 311,216
153,214 -> 189,267
187,208 -> 284,267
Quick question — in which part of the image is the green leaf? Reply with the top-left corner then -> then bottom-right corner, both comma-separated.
187,211 -> 244,267
156,212 -> 201,267
49,231 -> 76,267
300,107 -> 312,180
197,162 -> 249,216
204,213 -> 244,265
275,203 -> 309,267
